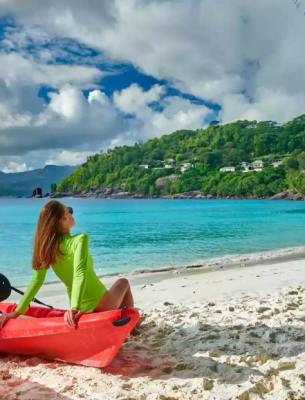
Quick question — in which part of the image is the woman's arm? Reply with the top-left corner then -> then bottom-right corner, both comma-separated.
70,234 -> 89,310
15,269 -> 47,314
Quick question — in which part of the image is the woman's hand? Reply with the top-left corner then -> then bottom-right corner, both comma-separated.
64,308 -> 82,329
0,312 -> 20,329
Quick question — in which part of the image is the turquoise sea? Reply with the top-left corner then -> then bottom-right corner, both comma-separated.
1,198 -> 305,287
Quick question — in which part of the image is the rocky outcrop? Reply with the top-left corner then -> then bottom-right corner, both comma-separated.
28,188 -> 43,198
47,188 -> 208,200
269,190 -> 305,201
155,174 -> 179,189
43,187 -> 305,201
48,187 -> 144,199
162,191 -> 207,199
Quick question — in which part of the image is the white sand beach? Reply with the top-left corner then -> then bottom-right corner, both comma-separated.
1,256 -> 305,399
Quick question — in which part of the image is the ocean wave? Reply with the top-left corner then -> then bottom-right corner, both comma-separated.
14,245 -> 305,288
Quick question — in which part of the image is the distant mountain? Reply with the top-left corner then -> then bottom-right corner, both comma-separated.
0,165 -> 78,197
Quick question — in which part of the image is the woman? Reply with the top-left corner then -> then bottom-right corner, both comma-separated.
0,200 -> 137,330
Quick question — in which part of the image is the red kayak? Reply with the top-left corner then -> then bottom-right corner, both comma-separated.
0,303 -> 139,368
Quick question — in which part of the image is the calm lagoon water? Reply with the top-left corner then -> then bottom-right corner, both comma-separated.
1,198 -> 305,286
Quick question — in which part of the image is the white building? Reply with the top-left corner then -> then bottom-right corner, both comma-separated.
220,167 -> 235,172
139,164 -> 152,169
241,160 -> 264,172
165,158 -> 176,168
241,162 -> 251,172
251,160 -> 264,170
180,163 -> 193,173
272,159 -> 283,168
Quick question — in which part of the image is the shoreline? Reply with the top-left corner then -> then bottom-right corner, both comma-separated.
23,188 -> 305,201
10,245 -> 305,302
16,245 -> 305,287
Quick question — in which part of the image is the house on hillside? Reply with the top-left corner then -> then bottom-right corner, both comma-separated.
251,160 -> 264,170
180,163 -> 193,173
140,164 -> 152,169
165,158 -> 176,168
220,167 -> 235,172
241,160 -> 264,172
241,162 -> 252,172
272,159 -> 283,168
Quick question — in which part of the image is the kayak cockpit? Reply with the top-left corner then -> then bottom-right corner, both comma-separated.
1,303 -> 65,318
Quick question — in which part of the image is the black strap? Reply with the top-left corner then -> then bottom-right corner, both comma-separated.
120,306 -> 127,318
11,287 -> 53,309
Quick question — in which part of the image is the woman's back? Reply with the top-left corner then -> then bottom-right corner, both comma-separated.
16,233 -> 107,314
52,234 -> 107,312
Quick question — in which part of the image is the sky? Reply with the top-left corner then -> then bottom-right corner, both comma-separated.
0,0 -> 305,172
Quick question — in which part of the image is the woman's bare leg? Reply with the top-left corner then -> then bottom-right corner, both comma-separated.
119,285 -> 134,309
95,278 -> 145,331
95,278 -> 133,312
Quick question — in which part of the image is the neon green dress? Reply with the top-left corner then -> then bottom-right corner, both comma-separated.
16,234 -> 107,314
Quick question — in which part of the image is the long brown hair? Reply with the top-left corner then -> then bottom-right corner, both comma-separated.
32,200 -> 65,270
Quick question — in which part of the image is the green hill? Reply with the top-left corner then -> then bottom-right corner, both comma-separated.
57,115 -> 305,198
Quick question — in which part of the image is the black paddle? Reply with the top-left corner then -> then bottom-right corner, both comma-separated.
0,273 -> 53,309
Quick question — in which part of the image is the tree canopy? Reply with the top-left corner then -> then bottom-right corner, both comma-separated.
57,115 -> 305,198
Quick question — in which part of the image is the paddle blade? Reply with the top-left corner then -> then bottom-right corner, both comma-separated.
0,273 -> 11,302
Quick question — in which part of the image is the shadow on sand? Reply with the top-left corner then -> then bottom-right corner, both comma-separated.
1,315 -> 305,391
0,371 -> 72,400
104,320 -> 305,384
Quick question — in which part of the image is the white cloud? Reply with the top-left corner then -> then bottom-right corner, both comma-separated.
114,84 -> 164,114
2,0 -> 302,123
152,96 -> 211,131
0,53 -> 104,89
45,150 -> 91,166
0,78 -> 211,169
0,84 -> 125,157
113,83 -> 212,141
2,161 -> 32,173
48,85 -> 87,121
221,89 -> 305,124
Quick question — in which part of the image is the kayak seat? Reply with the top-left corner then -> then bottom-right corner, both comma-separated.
48,310 -> 65,318
2,304 -> 65,318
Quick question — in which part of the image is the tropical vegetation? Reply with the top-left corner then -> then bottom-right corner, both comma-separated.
57,115 -> 305,198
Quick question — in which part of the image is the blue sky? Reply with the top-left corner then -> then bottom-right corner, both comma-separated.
0,0 -> 304,172
0,13 -> 220,111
